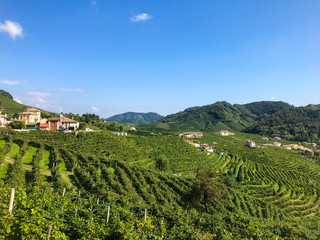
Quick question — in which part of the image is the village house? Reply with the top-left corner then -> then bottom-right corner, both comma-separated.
274,136 -> 281,141
191,142 -> 200,148
200,143 -> 213,152
113,132 -> 128,136
261,137 -> 269,141
273,142 -> 282,147
179,132 -> 203,138
17,107 -> 41,124
301,148 -> 314,156
0,111 -> 8,128
129,126 -> 136,131
39,123 -> 49,131
47,116 -> 79,131
218,130 -> 231,136
245,140 -> 256,148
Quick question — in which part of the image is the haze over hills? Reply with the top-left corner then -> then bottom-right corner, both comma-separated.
105,112 -> 163,125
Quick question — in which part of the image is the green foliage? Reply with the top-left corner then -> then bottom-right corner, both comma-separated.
10,121 -> 26,129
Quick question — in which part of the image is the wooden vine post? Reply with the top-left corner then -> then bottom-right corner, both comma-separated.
107,206 -> 110,223
144,209 -> 147,222
46,225 -> 52,240
8,188 -> 15,214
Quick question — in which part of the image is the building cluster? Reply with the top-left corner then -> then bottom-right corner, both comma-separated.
0,107 -> 79,131
218,130 -> 234,136
113,132 -> 128,136
179,132 -> 203,138
185,139 -> 214,153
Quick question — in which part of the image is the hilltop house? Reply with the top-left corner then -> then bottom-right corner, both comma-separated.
245,140 -> 256,148
179,132 -> 203,138
0,111 -> 8,128
261,137 -> 269,141
47,117 -> 79,131
301,148 -> 314,156
17,107 -> 41,124
219,130 -> 232,136
274,136 -> 282,141
129,126 -> 136,131
273,142 -> 282,147
113,132 -> 128,136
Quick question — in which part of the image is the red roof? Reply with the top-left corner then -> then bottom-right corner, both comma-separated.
185,140 -> 192,143
201,143 -> 209,146
40,124 -> 49,128
0,114 -> 7,118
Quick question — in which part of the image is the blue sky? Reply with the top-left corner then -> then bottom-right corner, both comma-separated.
0,0 -> 320,117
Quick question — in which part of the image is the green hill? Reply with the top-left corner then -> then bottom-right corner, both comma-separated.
105,112 -> 163,125
244,104 -> 320,142
0,89 -> 57,119
0,90 -> 28,116
144,101 -> 290,132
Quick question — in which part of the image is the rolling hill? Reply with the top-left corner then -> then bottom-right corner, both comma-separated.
143,101 -> 291,132
244,104 -> 320,142
105,112 -> 163,125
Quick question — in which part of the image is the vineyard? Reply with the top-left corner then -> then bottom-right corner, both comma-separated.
0,130 -> 320,239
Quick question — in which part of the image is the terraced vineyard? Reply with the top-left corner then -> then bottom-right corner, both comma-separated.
1,130 -> 320,239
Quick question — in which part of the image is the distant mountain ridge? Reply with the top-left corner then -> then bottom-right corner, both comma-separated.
143,101 -> 291,132
105,112 -> 163,125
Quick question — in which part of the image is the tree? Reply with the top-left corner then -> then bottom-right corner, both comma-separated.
186,169 -> 228,213
155,154 -> 169,172
10,121 -> 26,129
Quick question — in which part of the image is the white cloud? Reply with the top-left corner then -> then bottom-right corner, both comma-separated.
130,13 -> 152,22
25,91 -> 51,98
91,106 -> 100,113
58,88 -> 85,92
0,79 -> 20,85
14,98 -> 22,104
0,20 -> 23,39
91,1 -> 97,5
271,97 -> 276,101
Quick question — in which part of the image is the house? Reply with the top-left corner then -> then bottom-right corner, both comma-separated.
113,132 -> 127,136
191,142 -> 200,148
245,140 -> 256,148
200,143 -> 213,152
282,145 -> 293,150
17,107 -> 41,124
261,137 -> 269,141
179,132 -> 203,138
39,123 -> 49,131
273,142 -> 281,147
301,149 -> 314,156
129,126 -> 136,131
274,137 -> 281,141
85,128 -> 94,132
185,140 -> 192,143
0,111 -> 8,128
219,130 -> 230,136
47,117 -> 79,131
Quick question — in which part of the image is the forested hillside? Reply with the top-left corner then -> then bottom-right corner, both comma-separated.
1,130 -> 320,239
106,112 -> 163,125
144,101 -> 291,133
245,105 -> 320,142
